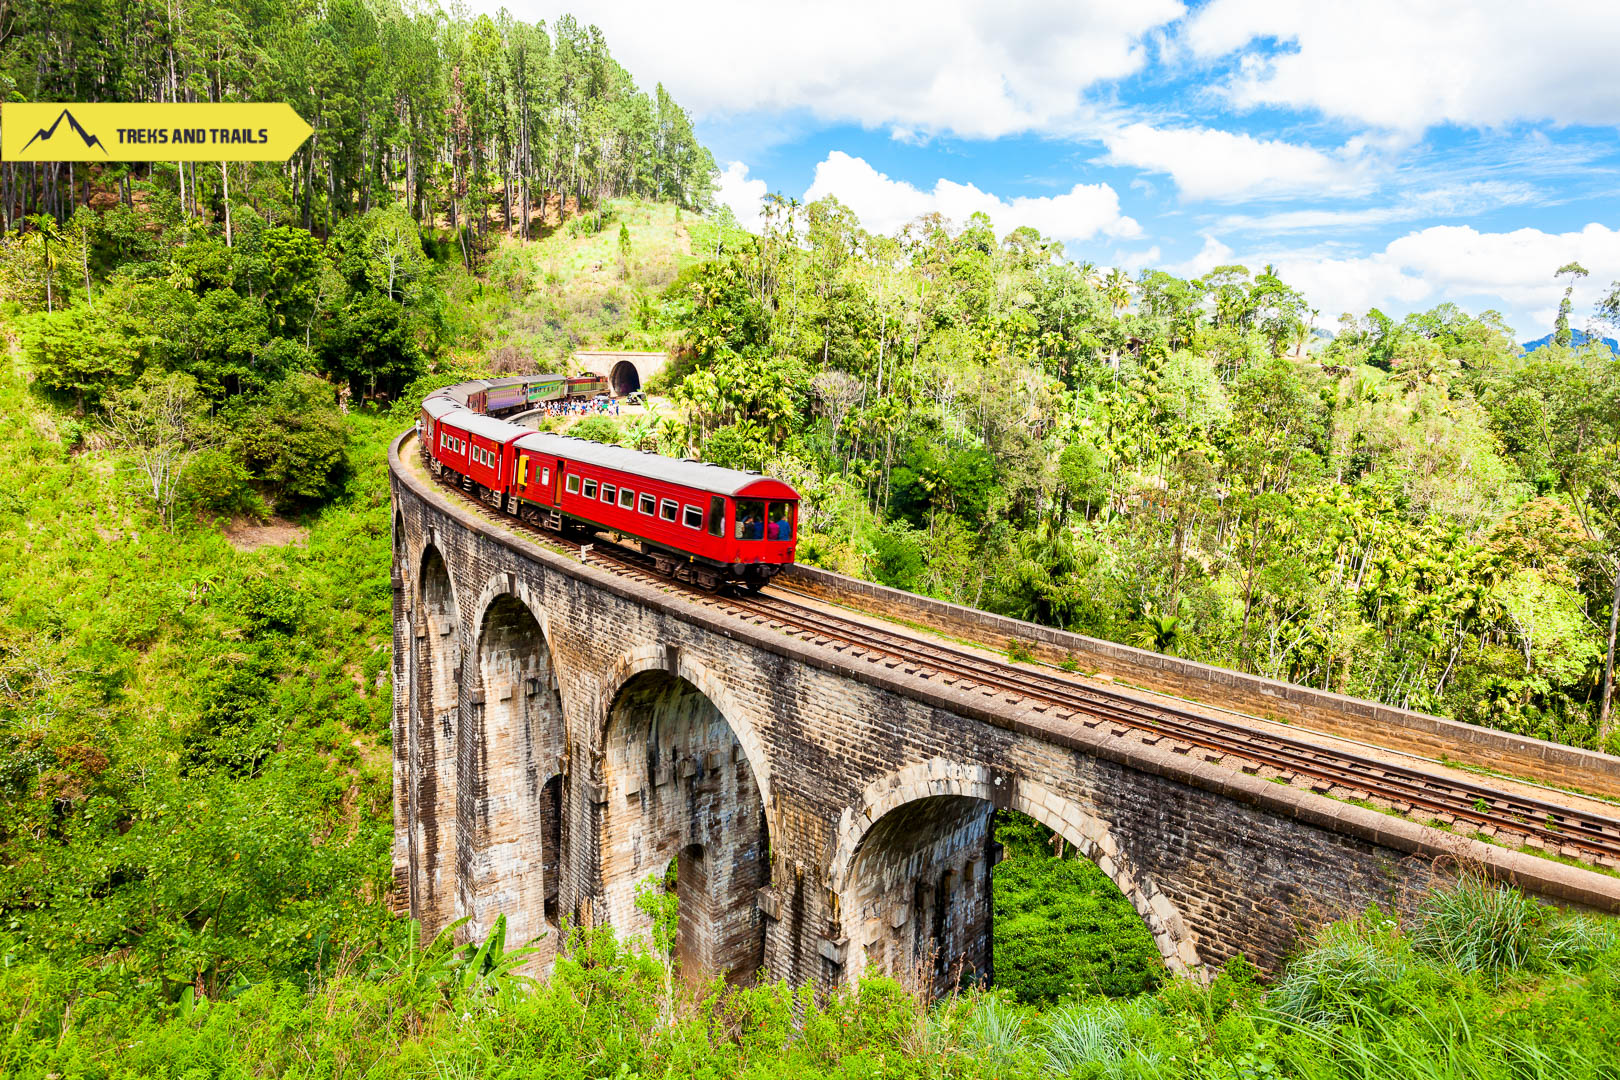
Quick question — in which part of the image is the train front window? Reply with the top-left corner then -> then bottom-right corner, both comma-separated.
735,499 -> 765,540
767,501 -> 794,541
707,497 -> 725,537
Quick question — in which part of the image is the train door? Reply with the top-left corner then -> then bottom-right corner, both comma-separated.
552,461 -> 565,505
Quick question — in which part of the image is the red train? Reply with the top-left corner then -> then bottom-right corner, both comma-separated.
418,380 -> 799,589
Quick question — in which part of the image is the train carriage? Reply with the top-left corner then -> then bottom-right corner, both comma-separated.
481,377 -> 532,414
418,379 -> 800,589
525,375 -> 567,404
565,374 -> 609,398
424,403 -> 529,500
506,433 -> 797,587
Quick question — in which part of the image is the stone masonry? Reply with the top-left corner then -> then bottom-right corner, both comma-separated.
390,432 -> 1620,994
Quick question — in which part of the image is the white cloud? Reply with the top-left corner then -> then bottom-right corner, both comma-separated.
1197,223 -> 1620,337
1214,182 -> 1540,233
480,0 -> 1185,139
802,151 -> 1141,244
715,161 -> 768,232
1184,0 -> 1620,132
1097,122 -> 1374,202
1165,234 -> 1236,279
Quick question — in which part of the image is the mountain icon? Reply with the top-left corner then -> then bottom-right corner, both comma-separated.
20,108 -> 108,155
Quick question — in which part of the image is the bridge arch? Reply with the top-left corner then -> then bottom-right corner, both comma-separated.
409,543 -> 463,933
596,654 -> 771,984
829,759 -> 1202,991
458,589 -> 565,956
596,646 -> 776,817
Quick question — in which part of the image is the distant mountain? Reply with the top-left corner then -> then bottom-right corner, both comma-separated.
1520,327 -> 1620,355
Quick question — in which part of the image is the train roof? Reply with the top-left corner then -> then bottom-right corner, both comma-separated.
514,432 -> 800,499
437,409 -> 530,443
422,394 -> 460,417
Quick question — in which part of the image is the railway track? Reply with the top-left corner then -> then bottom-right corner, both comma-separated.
422,454 -> 1620,869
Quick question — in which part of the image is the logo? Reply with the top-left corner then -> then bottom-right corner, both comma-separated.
20,109 -> 108,155
3,103 -> 312,162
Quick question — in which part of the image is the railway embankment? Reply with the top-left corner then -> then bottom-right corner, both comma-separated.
781,562 -> 1620,800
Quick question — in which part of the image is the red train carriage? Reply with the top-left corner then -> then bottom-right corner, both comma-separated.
508,433 -> 797,589
422,398 -> 529,503
417,387 -> 800,589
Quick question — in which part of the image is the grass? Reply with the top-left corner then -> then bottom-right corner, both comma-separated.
4,876 -> 1616,1079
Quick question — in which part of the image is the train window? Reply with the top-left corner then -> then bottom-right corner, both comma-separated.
540,467 -> 551,486
618,488 -> 635,509
659,499 -> 678,522
767,501 -> 794,541
583,479 -> 598,499
565,474 -> 581,495
639,493 -> 656,515
707,497 -> 725,537
735,499 -> 765,540
601,483 -> 617,504
682,504 -> 702,530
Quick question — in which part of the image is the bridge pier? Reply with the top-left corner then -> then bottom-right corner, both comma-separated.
457,594 -> 564,959
598,669 -> 768,984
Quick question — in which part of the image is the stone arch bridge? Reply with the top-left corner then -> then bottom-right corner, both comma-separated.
389,432 -> 1620,993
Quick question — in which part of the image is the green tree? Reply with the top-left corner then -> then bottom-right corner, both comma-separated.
1553,261 -> 1588,347
23,301 -> 141,413
229,373 -> 350,505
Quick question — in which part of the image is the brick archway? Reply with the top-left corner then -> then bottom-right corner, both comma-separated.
829,759 -> 1203,984
595,658 -> 771,984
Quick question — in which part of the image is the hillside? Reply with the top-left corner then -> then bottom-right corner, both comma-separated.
1520,327 -> 1620,355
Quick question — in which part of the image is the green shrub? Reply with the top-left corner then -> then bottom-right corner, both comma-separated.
1408,875 -> 1550,981
992,811 -> 1165,1006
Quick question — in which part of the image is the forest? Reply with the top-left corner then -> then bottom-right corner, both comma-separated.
4,1 -> 1620,1076
640,206 -> 1620,751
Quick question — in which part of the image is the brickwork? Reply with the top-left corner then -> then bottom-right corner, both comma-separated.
408,545 -> 462,933
783,564 -> 1620,798
847,795 -> 995,995
458,593 -> 565,960
390,431 -> 1620,996
599,670 -> 768,983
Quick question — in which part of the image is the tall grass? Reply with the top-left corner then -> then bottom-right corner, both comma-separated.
1408,875 -> 1551,981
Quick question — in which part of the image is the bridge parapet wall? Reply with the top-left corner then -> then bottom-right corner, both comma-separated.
782,564 -> 1620,799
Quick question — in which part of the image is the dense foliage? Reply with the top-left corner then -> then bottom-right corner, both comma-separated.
0,375 -> 399,998
993,812 -> 1164,1005
637,205 -> 1620,748
4,875 -> 1619,1079
3,1 -> 715,247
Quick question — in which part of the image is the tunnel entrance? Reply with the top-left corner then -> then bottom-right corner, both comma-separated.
610,360 -> 641,397
600,670 -> 768,985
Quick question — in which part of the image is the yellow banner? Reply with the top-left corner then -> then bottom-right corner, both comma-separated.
2,103 -> 312,162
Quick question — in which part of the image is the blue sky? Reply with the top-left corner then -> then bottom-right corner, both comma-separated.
480,0 -> 1620,341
